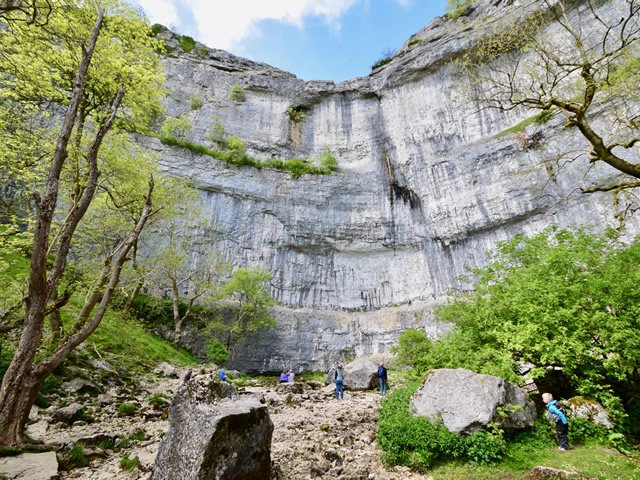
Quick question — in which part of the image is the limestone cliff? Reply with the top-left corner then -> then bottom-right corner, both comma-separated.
144,0 -> 640,372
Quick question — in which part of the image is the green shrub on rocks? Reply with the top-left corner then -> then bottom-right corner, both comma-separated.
178,35 -> 196,53
117,402 -> 138,417
229,84 -> 246,102
189,94 -> 203,110
377,381 -> 506,471
120,454 -> 141,471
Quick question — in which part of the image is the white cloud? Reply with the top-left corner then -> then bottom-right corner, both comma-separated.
394,0 -> 413,7
182,0 -> 361,50
137,0 -> 180,27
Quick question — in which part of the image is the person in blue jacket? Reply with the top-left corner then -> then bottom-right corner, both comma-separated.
542,392 -> 569,451
377,361 -> 388,395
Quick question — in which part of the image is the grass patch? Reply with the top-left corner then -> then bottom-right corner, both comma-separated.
120,454 -> 141,471
494,109 -> 555,139
371,56 -> 394,70
117,402 -> 138,417
298,371 -> 327,382
229,84 -> 246,102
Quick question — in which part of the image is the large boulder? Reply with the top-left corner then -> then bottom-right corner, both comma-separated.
152,376 -> 273,480
52,402 -> 84,425
0,452 -> 58,480
566,396 -> 613,429
410,368 -> 536,434
344,358 -> 379,390
154,362 -> 178,378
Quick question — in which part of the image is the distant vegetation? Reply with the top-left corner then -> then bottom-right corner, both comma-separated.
371,48 -> 396,70
444,0 -> 474,20
158,115 -> 338,179
229,84 -> 247,102
178,35 -> 196,53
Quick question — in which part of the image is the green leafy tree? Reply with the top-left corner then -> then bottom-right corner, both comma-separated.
0,0 -> 164,446
213,267 -> 275,352
150,208 -> 230,346
429,227 -> 640,421
391,329 -> 431,375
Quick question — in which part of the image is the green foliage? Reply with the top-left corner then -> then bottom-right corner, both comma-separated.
0,445 -> 23,457
197,47 -> 209,57
319,147 -> 338,173
445,0 -> 473,20
160,115 -> 192,140
210,268 -> 276,351
208,116 -> 227,147
67,442 -> 89,469
159,134 -> 338,179
205,338 -> 229,365
117,402 -> 138,417
286,106 -> 306,123
494,109 -> 555,138
150,23 -> 165,36
431,226 -> 640,425
189,94 -> 203,110
377,382 -> 507,471
229,84 -> 246,103
391,329 -> 432,374
120,454 -> 141,471
148,394 -> 170,409
371,56 -> 394,70
178,35 -> 196,53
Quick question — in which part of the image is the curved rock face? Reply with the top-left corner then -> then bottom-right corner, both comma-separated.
146,0 -> 640,367
410,368 -> 536,434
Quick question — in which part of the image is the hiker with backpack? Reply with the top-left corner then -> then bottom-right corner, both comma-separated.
542,392 -> 569,451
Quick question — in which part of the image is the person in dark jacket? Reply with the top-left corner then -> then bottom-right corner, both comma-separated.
377,361 -> 388,395
543,392 -> 569,451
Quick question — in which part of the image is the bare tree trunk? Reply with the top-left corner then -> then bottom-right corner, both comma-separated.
171,277 -> 182,346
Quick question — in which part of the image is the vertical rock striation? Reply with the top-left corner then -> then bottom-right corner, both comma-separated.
145,0 -> 640,370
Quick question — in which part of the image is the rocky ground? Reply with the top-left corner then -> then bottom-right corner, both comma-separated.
11,369 -> 425,480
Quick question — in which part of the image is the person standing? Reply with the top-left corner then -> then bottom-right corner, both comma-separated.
334,362 -> 344,400
218,367 -> 228,383
542,392 -> 569,451
377,361 -> 388,395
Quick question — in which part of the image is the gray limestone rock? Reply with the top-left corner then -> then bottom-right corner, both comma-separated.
344,358 -> 379,390
52,402 -> 84,425
154,362 -> 178,378
152,376 -> 273,480
61,378 -> 98,394
566,396 -> 613,429
410,368 -> 536,434
0,452 -> 58,480
142,0 -> 640,371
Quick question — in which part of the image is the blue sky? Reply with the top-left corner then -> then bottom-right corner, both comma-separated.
137,0 -> 448,82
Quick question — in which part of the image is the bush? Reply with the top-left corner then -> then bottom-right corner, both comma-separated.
205,338 -> 229,365
150,24 -> 165,36
149,393 -> 170,409
445,0 -> 473,20
286,106 -> 306,123
208,116 -> 227,146
189,94 -> 203,110
377,382 -> 506,471
179,35 -> 196,53
229,85 -> 246,102
117,402 -> 138,417
120,454 -> 141,471
391,329 -> 431,374
66,442 -> 89,469
160,115 -> 192,140
371,56 -> 393,70
319,148 -> 338,173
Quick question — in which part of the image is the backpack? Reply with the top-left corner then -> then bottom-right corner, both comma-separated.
546,401 -> 567,423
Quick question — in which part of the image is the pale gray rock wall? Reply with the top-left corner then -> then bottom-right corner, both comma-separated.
145,0 -> 640,369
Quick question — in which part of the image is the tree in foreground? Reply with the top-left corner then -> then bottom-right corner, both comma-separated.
420,227 -> 640,427
0,0 -> 164,446
463,0 -> 640,192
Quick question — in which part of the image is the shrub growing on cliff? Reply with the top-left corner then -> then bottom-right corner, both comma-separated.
229,84 -> 246,102
178,35 -> 196,53
445,0 -> 473,20
160,115 -> 192,140
319,147 -> 338,173
189,94 -> 203,110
